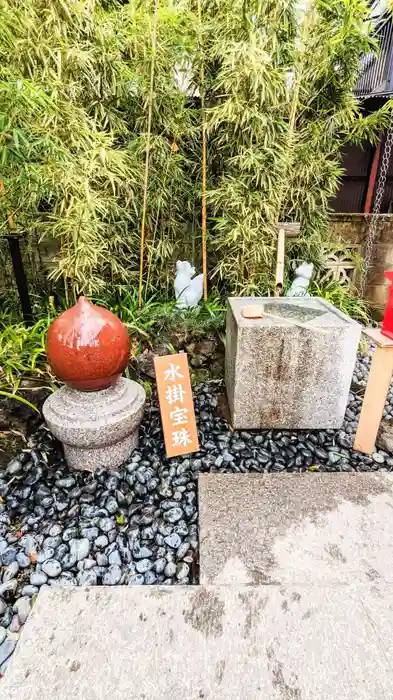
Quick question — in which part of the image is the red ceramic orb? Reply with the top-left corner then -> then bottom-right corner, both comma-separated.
47,297 -> 130,391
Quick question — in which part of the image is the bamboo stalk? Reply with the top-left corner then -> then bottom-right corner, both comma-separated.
0,179 -> 15,230
273,11 -> 311,289
198,0 -> 208,301
138,0 -> 159,311
145,158 -> 170,293
275,226 -> 285,296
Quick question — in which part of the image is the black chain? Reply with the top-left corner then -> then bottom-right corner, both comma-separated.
360,111 -> 393,295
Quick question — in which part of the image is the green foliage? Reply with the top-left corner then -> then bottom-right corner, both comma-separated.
0,312 -> 55,392
205,0 -> 393,294
0,390 -> 40,413
0,0 -> 199,298
0,0 -> 391,298
92,288 -> 226,340
309,279 -> 371,324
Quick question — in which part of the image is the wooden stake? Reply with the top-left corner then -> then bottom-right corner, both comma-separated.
198,0 -> 208,301
274,222 -> 300,294
354,346 -> 393,454
275,226 -> 285,296
138,0 -> 159,311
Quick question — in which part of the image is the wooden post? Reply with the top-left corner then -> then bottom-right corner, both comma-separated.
138,0 -> 159,311
198,0 -> 208,301
274,222 -> 300,296
275,227 -> 285,296
354,328 -> 393,454
364,136 -> 382,214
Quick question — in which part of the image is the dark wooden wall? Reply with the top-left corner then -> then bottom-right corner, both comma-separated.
331,138 -> 393,214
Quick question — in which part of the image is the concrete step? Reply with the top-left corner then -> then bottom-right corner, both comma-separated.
199,472 -> 393,585
1,584 -> 393,700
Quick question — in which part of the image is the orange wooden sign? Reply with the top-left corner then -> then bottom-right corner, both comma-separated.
154,353 -> 199,458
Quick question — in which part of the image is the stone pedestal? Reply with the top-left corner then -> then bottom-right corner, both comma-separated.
225,297 -> 361,430
43,377 -> 146,471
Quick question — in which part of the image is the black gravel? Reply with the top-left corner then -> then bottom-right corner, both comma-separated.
0,346 -> 393,674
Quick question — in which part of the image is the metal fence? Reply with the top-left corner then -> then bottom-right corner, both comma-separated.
355,17 -> 393,98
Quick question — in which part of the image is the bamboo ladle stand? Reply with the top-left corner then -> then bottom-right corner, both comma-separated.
275,222 -> 301,296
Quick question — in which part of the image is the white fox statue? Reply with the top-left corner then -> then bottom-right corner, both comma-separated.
174,261 -> 204,309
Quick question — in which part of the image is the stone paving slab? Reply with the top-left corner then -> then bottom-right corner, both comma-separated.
199,473 -> 393,585
2,584 -> 393,700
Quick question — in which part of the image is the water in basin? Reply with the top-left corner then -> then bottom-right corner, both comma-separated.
264,302 -> 324,322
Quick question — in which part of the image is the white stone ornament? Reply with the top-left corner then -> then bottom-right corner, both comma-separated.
286,262 -> 314,297
174,261 -> 204,308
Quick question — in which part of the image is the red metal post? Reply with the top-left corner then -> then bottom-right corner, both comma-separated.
382,271 -> 393,340
364,137 -> 382,213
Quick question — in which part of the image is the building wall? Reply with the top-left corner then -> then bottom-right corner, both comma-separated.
330,213 -> 393,311
330,144 -> 374,213
330,139 -> 393,215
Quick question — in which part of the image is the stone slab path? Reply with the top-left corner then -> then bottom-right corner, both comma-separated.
1,584 -> 393,700
199,472 -> 393,585
3,472 -> 393,699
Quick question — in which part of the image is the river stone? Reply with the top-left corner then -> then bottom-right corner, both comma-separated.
376,420 -> 393,453
98,518 -> 114,534
14,597 -> 31,625
37,548 -> 54,564
49,524 -> 63,538
1,548 -> 16,566
154,558 -> 166,574
164,534 -> 182,549
21,586 -> 39,598
2,562 -> 19,582
30,572 -> 48,587
102,565 -> 122,586
133,545 -> 153,560
6,459 -> 22,476
62,553 -> 77,570
108,551 -> 122,567
176,542 -> 190,560
0,638 -> 15,667
164,562 -> 176,577
16,553 -> 30,569
176,562 -> 189,580
77,571 -> 97,586
69,538 -> 90,562
163,508 -> 183,524
8,615 -> 21,633
96,553 -> 108,567
0,580 -> 17,598
81,527 -> 99,541
42,560 -> 62,578
135,559 -> 153,574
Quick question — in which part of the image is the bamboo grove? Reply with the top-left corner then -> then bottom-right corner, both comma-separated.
0,0 -> 392,302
